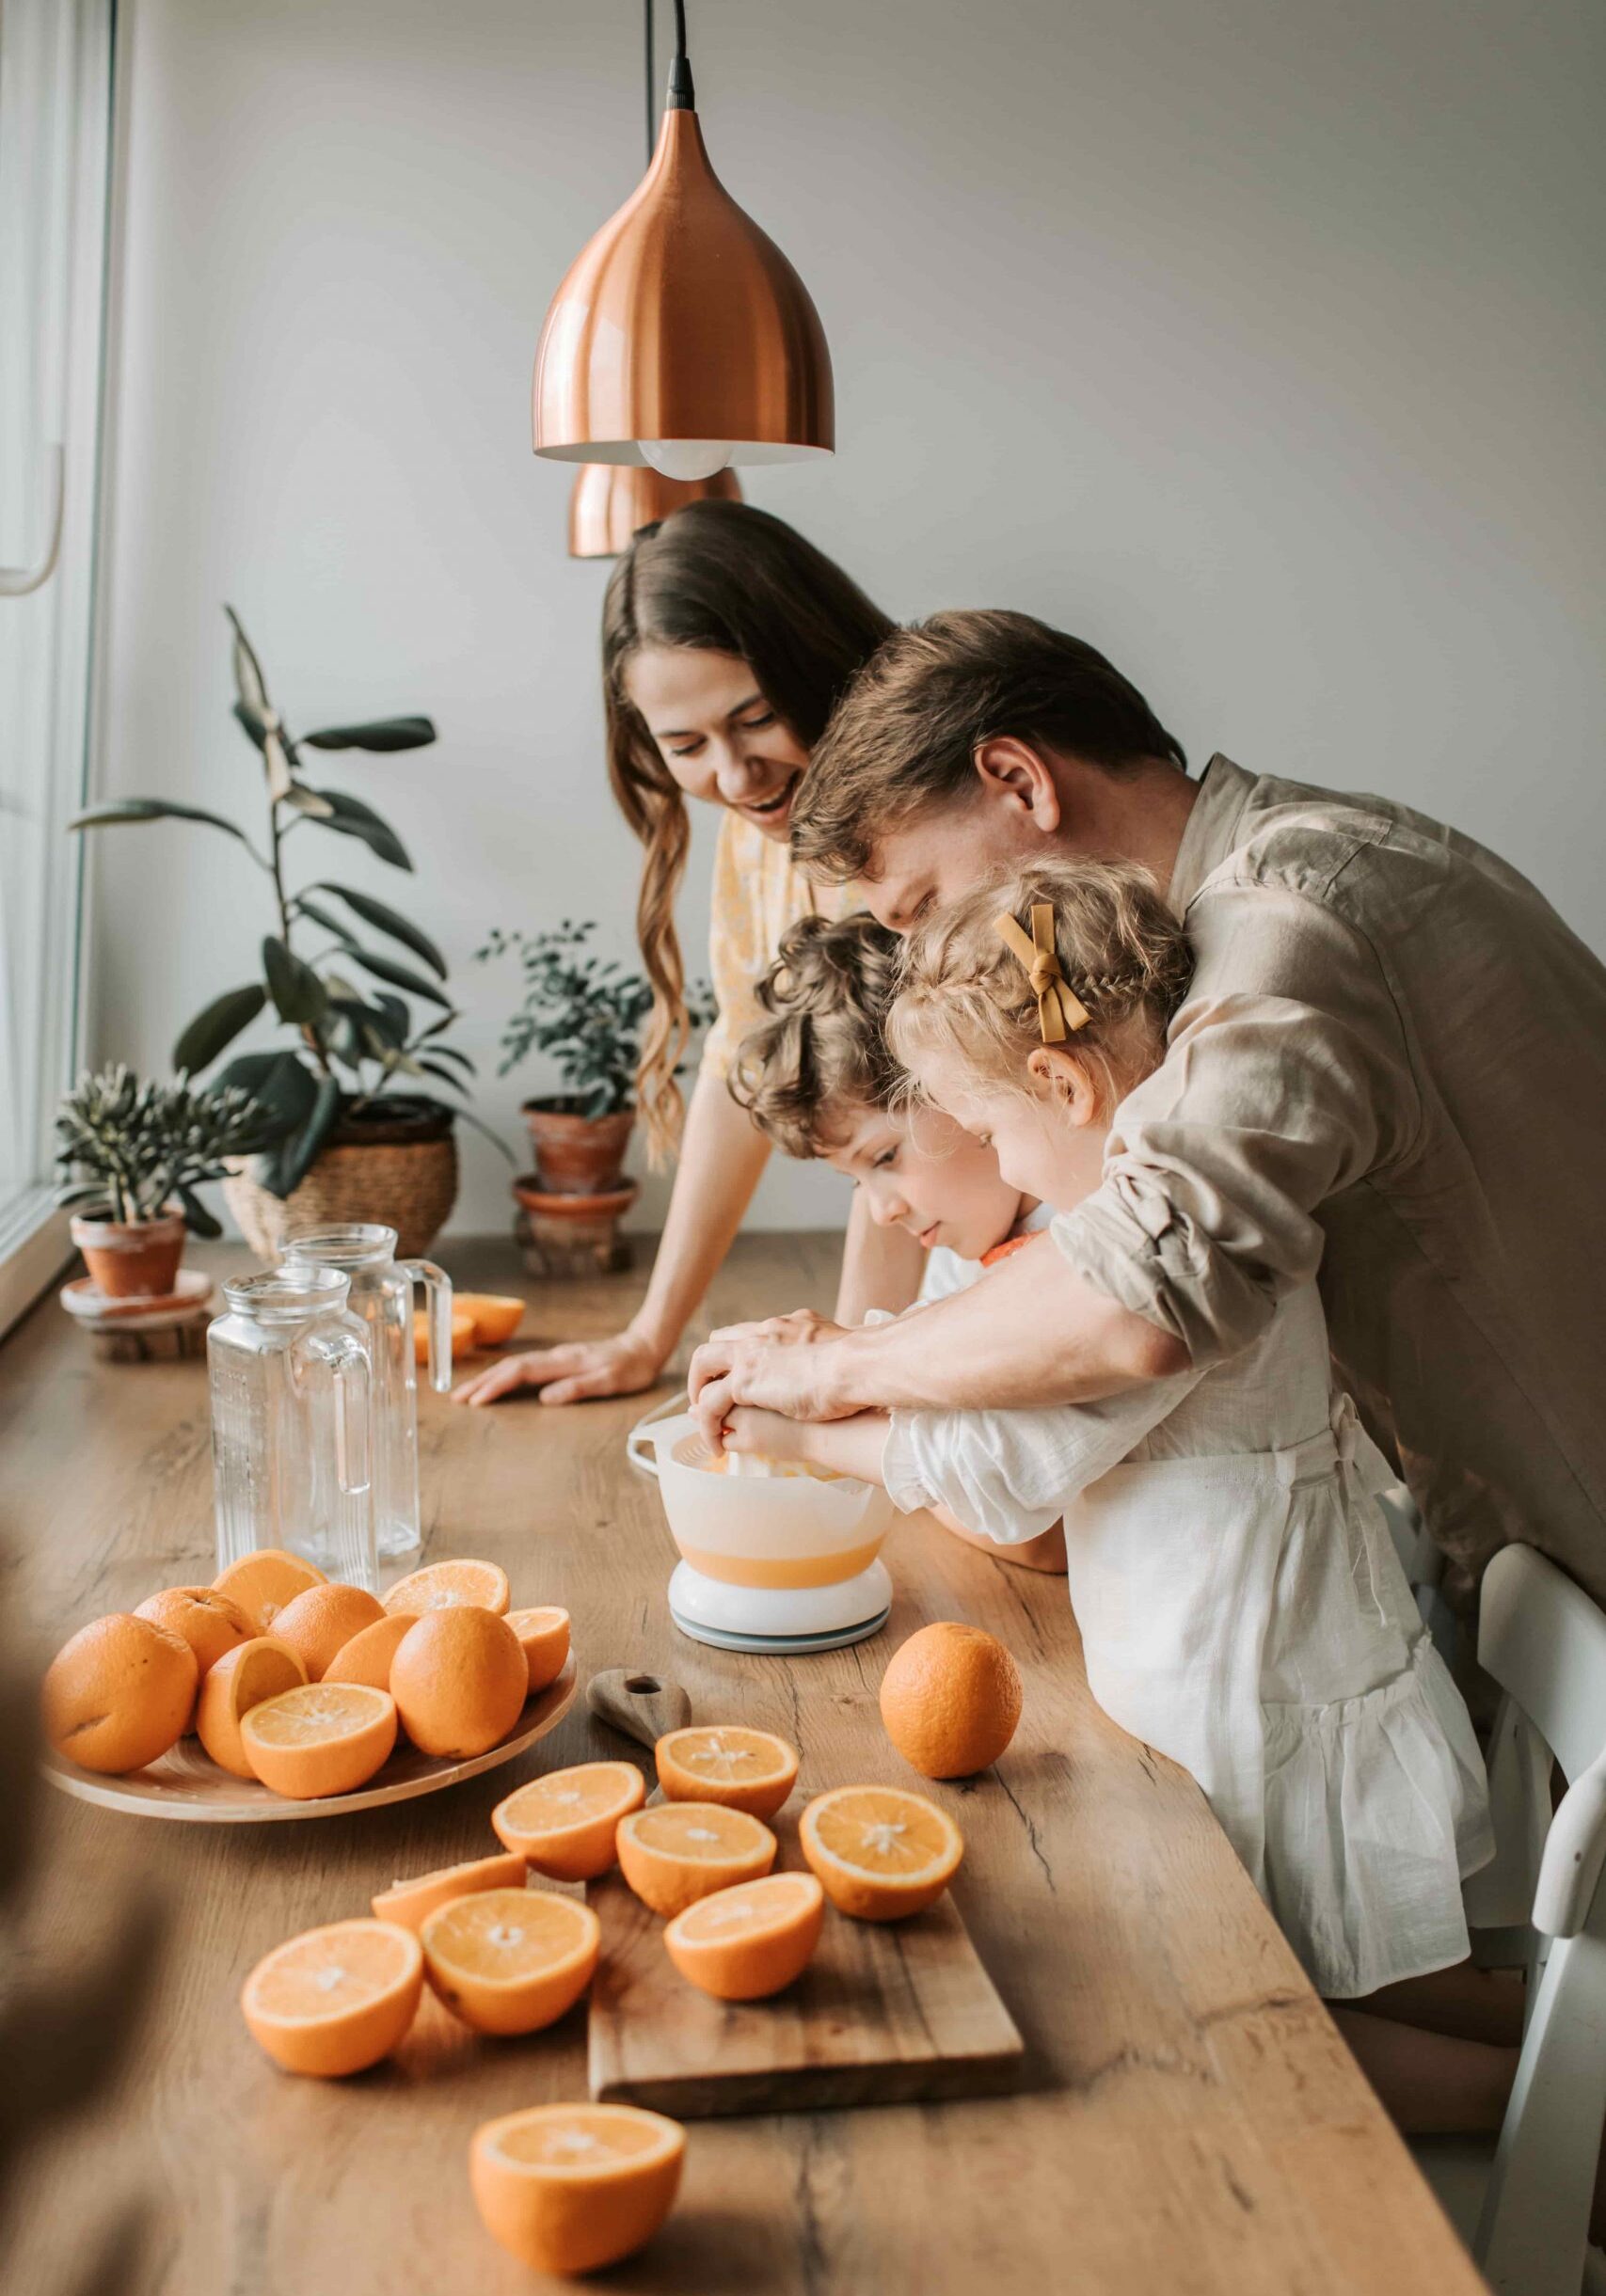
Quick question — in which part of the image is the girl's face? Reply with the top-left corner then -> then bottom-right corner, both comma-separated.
625,644 -> 810,845
819,1103 -> 1029,1262
913,1049 -> 1110,1213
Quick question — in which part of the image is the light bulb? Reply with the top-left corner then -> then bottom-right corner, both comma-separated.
639,439 -> 733,482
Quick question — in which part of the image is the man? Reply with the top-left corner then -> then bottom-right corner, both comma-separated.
690,609 -> 1606,1604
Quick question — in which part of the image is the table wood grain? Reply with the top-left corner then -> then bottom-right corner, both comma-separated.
0,1234 -> 1485,2295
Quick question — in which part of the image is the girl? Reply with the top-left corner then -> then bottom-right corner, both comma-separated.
723,858 -> 1495,2028
454,503 -> 925,1410
729,910 -> 1063,1572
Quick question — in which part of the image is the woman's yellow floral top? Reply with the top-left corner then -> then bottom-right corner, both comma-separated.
699,809 -> 859,1084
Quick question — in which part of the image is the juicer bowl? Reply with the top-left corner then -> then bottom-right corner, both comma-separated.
633,1412 -> 895,1591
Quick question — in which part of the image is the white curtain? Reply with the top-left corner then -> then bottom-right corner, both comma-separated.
0,0 -> 115,1236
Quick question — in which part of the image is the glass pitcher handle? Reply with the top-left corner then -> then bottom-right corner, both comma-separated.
401,1259 -> 453,1394
302,1328 -> 373,1498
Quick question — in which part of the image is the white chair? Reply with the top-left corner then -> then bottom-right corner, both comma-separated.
1443,1544 -> 1606,2295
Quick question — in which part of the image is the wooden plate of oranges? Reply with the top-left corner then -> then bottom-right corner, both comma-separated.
40,1550 -> 577,1824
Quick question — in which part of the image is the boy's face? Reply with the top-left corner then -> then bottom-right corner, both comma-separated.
818,1103 -> 1028,1262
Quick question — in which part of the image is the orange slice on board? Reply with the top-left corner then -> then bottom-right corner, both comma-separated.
493,1762 -> 645,1881
654,1724 -> 799,1819
323,1611 -> 413,1694
269,1582 -> 386,1682
133,1586 -> 253,1703
389,1607 -> 529,1758
663,1871 -> 825,2000
504,1607 -> 570,1696
470,2103 -> 685,2276
616,1802 -> 777,1919
381,1559 -> 511,1617
414,1307 -> 479,1366
372,1852 -> 529,1935
195,1636 -> 307,1779
421,1887 -> 600,2036
800,1784 -> 963,1921
453,1293 -> 526,1348
41,1612 -> 197,1776
240,1682 -> 397,1799
241,1918 -> 422,2077
212,1547 -> 326,1633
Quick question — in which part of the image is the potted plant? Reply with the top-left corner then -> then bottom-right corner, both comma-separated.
71,610 -> 503,1261
55,1065 -> 278,1297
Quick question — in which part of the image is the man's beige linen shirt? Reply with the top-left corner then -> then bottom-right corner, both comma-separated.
1053,755 -> 1606,1602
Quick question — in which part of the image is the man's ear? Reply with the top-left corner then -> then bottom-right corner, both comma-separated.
973,736 -> 1062,833
1026,1045 -> 1101,1125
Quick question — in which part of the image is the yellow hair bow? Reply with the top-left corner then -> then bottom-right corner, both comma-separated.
994,904 -> 1090,1044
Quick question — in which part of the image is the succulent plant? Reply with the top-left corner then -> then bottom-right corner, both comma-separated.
54,1065 -> 279,1234
478,920 -> 716,1119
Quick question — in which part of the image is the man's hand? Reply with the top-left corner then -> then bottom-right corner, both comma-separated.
688,1325 -> 857,1452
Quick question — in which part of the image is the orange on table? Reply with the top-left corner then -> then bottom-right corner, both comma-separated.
504,1606 -> 570,1696
381,1558 -> 510,1617
133,1585 -> 253,1705
241,1917 -> 422,2077
655,1724 -> 798,1819
616,1802 -> 777,1919
211,1547 -> 326,1633
270,1582 -> 386,1682
492,1761 -> 645,1882
800,1784 -> 964,1921
323,1610 -> 413,1694
421,1886 -> 599,2036
372,1851 -> 528,1934
470,2103 -> 685,2277
663,1871 -> 824,2001
240,1682 -> 397,1799
879,1620 -> 1023,1780
195,1636 -> 307,1779
389,1606 -> 528,1758
414,1307 -> 478,1366
453,1292 -> 526,1348
41,1612 -> 197,1775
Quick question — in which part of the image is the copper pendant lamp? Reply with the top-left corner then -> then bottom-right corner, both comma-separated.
535,0 -> 834,478
569,462 -> 741,560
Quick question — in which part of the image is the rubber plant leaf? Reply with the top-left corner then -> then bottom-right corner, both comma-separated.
172,983 -> 267,1073
346,945 -> 452,1010
310,882 -> 446,976
299,717 -> 436,752
302,787 -> 413,870
68,800 -> 250,844
262,936 -> 327,1024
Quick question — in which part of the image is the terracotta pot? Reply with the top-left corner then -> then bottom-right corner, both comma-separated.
513,1173 -> 639,1279
223,1114 -> 459,1266
71,1210 -> 187,1300
522,1100 -> 636,1196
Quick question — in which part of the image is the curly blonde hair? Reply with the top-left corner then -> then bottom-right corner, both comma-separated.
729,913 -> 903,1160
887,859 -> 1192,1105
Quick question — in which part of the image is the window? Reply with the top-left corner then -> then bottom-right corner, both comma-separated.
0,0 -> 116,1330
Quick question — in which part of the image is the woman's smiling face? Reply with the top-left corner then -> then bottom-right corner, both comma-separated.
817,1102 -> 1029,1262
625,644 -> 811,844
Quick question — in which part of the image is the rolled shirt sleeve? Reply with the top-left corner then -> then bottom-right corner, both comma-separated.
1055,878 -> 1422,1369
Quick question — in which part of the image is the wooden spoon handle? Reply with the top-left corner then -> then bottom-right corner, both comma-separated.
585,1668 -> 692,1751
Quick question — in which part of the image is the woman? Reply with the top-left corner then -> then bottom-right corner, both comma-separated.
454,501 -> 924,1407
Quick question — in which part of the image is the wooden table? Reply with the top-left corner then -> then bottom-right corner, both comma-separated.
1,1235 -> 1485,2295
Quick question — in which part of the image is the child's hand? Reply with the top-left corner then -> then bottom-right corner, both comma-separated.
721,1407 -> 813,1465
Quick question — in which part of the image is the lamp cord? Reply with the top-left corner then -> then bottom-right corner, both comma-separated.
644,0 -> 654,162
667,0 -> 694,110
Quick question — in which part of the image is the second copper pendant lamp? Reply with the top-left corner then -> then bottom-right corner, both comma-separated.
541,0 -> 834,561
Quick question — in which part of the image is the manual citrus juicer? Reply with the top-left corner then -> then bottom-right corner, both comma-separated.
627,1403 -> 894,1655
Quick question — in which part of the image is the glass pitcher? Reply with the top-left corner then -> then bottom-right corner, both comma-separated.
208,1267 -> 375,1589
279,1224 -> 451,1562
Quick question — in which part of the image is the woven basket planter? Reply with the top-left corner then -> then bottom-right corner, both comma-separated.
224,1130 -> 459,1265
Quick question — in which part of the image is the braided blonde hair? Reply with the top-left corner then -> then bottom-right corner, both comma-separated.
887,859 -> 1192,1107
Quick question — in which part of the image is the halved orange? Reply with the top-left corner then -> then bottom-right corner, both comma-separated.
664,1871 -> 825,2000
800,1784 -> 963,1921
453,1293 -> 526,1348
242,1917 -> 422,2077
372,1852 -> 529,1935
655,1724 -> 799,1819
616,1802 -> 776,1918
381,1558 -> 510,1617
212,1547 -> 326,1633
421,1887 -> 600,2035
195,1636 -> 307,1779
492,1762 -> 645,1881
470,2103 -> 685,2276
323,1610 -> 413,1693
505,1607 -> 571,1695
240,1682 -> 397,1799
414,1307 -> 478,1365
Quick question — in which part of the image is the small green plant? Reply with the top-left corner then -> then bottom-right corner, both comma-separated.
70,608 -> 501,1198
478,921 -> 716,1119
54,1065 -> 279,1236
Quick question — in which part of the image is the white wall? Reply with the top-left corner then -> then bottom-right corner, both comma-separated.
87,0 -> 1606,1235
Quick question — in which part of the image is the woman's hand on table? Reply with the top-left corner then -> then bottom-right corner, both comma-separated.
451,1323 -> 667,1408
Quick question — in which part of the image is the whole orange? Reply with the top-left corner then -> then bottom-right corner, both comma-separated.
42,1612 -> 198,1774
390,1606 -> 528,1758
135,1585 -> 253,1710
878,1622 -> 1023,1779
271,1582 -> 386,1682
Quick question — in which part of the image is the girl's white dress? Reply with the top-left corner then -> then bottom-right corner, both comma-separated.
881,1275 -> 1493,1999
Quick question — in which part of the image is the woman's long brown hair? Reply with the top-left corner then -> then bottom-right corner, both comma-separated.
602,500 -> 894,1163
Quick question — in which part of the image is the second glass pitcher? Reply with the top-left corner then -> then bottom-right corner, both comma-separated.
280,1223 -> 451,1561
